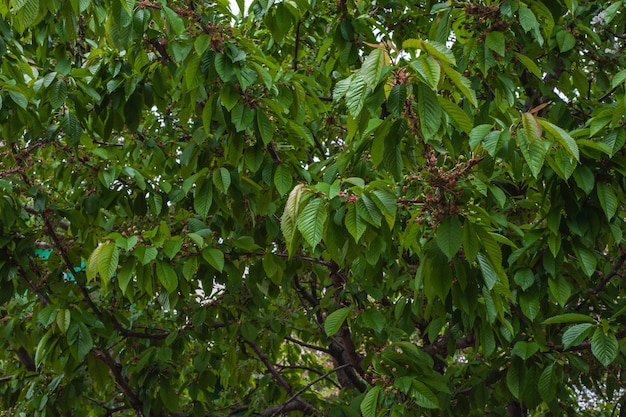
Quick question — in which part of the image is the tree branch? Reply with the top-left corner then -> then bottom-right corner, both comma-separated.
268,364 -> 350,417
95,349 -> 144,416
246,341 -> 316,415
285,336 -> 331,354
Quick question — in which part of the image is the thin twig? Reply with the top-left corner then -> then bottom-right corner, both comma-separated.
285,336 -> 331,354
269,364 -> 350,417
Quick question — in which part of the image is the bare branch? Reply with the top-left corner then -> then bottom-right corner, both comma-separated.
246,341 -> 316,415
285,336 -> 331,354
95,349 -> 144,416
268,364 -> 350,417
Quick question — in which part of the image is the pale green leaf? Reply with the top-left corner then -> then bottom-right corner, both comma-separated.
297,197 -> 327,248
97,242 -> 119,286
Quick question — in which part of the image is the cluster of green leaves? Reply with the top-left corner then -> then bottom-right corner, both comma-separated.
2,0 -> 626,416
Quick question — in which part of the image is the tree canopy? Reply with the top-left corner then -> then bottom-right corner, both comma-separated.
2,0 -> 626,416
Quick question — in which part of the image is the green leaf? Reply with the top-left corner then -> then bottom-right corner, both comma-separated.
591,328 -> 619,366
297,197 -> 327,248
511,341 -> 539,360
506,363 -> 521,399
157,260 -> 178,293
574,245 -> 597,278
611,69 -> 626,88
596,182 -> 618,220
274,164 -> 293,196
469,124 -> 493,150
361,48 -> 384,88
404,39 -> 455,66
67,322 -> 93,361
387,84 -> 407,116
548,276 -> 571,307
514,52 -> 542,79
48,79 -> 67,109
573,165 -> 595,194
443,66 -> 477,106
411,56 -> 441,90
522,112 -> 541,142
519,292 -> 539,320
345,203 -> 366,243
360,386 -> 380,417
220,85 -> 240,111
213,167 -> 231,194
256,110 -> 274,145
163,5 -> 185,36
8,89 -> 28,109
345,74 -> 367,118
485,31 -> 505,57
97,242 -> 119,287
202,248 -> 225,272
193,177 -> 213,218
538,119 -> 580,161
411,380 -> 440,409
562,323 -> 594,349
556,29 -> 576,52
281,183 -> 306,257
324,307 -> 351,336
438,96 -> 472,133
133,246 -> 158,265
543,313 -> 596,325
477,252 -> 498,290
361,310 -> 386,333
519,6 -> 538,33
436,216 -> 463,260
538,363 -> 556,403
418,83 -> 441,137
56,309 -> 71,334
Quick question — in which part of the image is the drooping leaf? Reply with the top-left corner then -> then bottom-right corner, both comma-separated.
360,386 -> 380,417
591,328 -> 619,366
436,216 -> 463,260
296,197 -> 327,248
